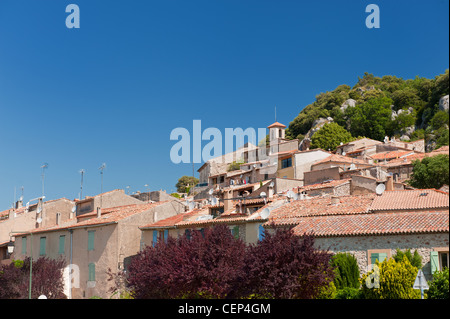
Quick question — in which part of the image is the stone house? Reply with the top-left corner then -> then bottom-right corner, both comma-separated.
265,189 -> 449,280
9,200 -> 185,299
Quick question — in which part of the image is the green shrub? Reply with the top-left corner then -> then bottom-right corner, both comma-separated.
427,267 -> 449,299
393,249 -> 422,269
316,280 -> 337,299
331,253 -> 360,289
360,256 -> 421,299
335,287 -> 362,299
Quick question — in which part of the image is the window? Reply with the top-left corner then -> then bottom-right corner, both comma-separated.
431,251 -> 449,273
88,230 -> 95,251
164,229 -> 169,243
58,235 -> 66,254
370,252 -> 387,265
281,157 -> 292,169
21,237 -> 27,254
88,263 -> 95,282
39,237 -> 46,256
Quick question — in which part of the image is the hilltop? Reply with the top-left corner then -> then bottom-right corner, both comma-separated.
286,70 -> 449,152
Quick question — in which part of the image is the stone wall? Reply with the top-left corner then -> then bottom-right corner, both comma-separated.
314,232 -> 449,280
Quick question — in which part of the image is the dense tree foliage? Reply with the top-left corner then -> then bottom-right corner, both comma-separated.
310,123 -> 354,151
120,225 -> 334,299
0,257 -> 66,299
392,249 -> 422,269
287,70 -> 449,151
330,253 -> 360,290
175,175 -> 199,193
408,154 -> 449,189
427,268 -> 449,299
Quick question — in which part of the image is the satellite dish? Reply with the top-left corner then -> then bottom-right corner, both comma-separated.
350,163 -> 356,170
38,295 -> 47,299
36,217 -> 42,224
342,152 -> 346,156
211,197 -> 218,206
19,196 -> 23,201
208,189 -> 214,195
37,207 -> 42,214
293,193 -> 299,200
259,208 -> 270,219
286,190 -> 295,198
269,182 -> 274,188
26,202 -> 30,209
71,206 -> 76,213
260,192 -> 267,198
375,183 -> 386,195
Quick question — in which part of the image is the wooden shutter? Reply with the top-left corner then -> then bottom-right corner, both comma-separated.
21,237 -> 27,254
39,237 -> 46,256
152,230 -> 158,247
430,251 -> 439,274
232,226 -> 239,239
88,263 -> 95,281
59,235 -> 65,254
88,231 -> 95,251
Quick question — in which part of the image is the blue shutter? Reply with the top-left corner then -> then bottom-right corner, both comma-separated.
164,229 -> 169,243
152,230 -> 158,247
258,225 -> 265,241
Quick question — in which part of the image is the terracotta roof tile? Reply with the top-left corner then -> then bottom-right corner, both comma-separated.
312,154 -> 369,166
292,211 -> 449,237
267,122 -> 287,129
369,189 -> 449,211
268,194 -> 376,226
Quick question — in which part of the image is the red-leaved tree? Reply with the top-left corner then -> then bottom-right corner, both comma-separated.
0,257 -> 66,299
238,227 -> 335,299
125,224 -> 246,299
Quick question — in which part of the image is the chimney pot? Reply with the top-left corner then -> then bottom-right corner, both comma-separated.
97,207 -> 101,218
331,196 -> 340,205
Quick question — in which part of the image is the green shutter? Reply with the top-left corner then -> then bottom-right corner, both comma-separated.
88,231 -> 95,251
21,237 -> 27,254
88,263 -> 95,281
370,253 -> 380,265
430,251 -> 439,274
39,237 -> 46,256
232,226 -> 239,239
378,253 -> 387,263
58,235 -> 65,254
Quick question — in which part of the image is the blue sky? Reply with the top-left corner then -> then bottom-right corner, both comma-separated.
0,0 -> 448,209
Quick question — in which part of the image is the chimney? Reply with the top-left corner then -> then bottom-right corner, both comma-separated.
268,182 -> 275,198
331,196 -> 340,205
97,207 -> 102,218
15,200 -> 23,209
56,212 -> 61,226
386,175 -> 394,191
223,189 -> 233,212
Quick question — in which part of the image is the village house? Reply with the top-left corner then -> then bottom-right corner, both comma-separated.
9,200 -> 185,299
264,189 -> 449,280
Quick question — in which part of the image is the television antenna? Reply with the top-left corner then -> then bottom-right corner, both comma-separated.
79,169 -> 85,200
41,163 -> 48,197
99,163 -> 106,208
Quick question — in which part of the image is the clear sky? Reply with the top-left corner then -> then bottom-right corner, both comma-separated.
0,0 -> 448,209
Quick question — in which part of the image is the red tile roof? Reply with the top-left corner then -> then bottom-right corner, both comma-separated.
296,179 -> 350,192
292,211 -> 449,237
312,154 -> 369,166
369,150 -> 415,161
369,189 -> 449,211
267,122 -> 287,129
268,194 -> 376,226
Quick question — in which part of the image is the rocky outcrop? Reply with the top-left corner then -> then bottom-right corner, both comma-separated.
298,117 -> 334,151
439,95 -> 449,112
340,99 -> 356,112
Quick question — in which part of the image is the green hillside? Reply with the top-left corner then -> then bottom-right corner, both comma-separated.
286,70 -> 449,152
